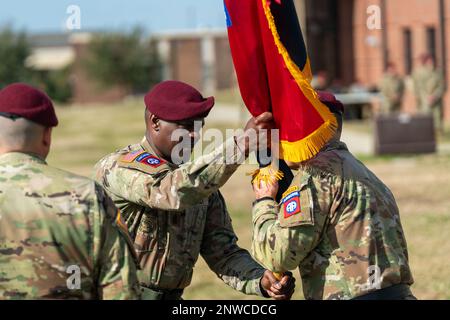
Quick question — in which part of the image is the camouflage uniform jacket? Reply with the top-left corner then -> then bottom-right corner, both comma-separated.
94,137 -> 266,297
0,152 -> 141,300
252,141 -> 414,300
379,74 -> 404,113
412,66 -> 445,111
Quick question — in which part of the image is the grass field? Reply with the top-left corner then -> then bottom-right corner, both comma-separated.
49,100 -> 450,300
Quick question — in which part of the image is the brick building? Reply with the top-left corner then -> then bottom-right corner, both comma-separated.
26,0 -> 450,122
152,29 -> 235,97
153,0 -> 449,122
302,0 -> 449,121
27,33 -> 129,104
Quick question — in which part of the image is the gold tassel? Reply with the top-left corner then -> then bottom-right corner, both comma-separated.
279,118 -> 338,163
273,272 -> 284,281
248,165 -> 284,186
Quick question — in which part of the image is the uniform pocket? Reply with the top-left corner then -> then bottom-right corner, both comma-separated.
180,204 -> 207,262
135,210 -> 158,255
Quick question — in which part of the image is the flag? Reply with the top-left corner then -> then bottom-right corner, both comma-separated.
224,0 -> 337,163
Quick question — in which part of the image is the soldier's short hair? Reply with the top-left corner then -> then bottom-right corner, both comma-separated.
0,116 -> 45,149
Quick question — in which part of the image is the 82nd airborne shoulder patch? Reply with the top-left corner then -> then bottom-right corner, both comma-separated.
137,154 -> 164,168
281,186 -> 301,218
120,150 -> 166,168
278,183 -> 314,228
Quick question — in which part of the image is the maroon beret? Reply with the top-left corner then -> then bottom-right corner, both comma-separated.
0,83 -> 58,127
318,91 -> 345,114
145,81 -> 215,121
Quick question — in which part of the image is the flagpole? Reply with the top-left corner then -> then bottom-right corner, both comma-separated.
294,0 -> 308,47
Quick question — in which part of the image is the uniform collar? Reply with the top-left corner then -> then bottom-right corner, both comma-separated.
321,139 -> 348,153
140,136 -> 154,153
0,152 -> 47,165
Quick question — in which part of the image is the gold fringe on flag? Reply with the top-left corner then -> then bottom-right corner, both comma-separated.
261,0 -> 338,163
248,165 -> 284,186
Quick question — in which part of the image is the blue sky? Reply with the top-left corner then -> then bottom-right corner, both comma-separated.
0,0 -> 227,34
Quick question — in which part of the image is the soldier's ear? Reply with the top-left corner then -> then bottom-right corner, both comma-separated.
43,127 -> 52,148
41,127 -> 52,159
150,114 -> 160,132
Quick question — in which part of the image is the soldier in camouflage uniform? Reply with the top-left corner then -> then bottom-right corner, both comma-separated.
379,63 -> 404,114
412,54 -> 446,131
0,83 -> 141,300
94,81 -> 295,300
251,92 -> 415,300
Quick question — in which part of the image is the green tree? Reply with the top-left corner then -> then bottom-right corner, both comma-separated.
31,68 -> 73,104
0,27 -> 32,88
83,28 -> 161,94
0,27 -> 73,103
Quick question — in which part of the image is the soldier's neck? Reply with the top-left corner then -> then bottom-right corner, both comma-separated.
0,147 -> 47,160
144,134 -> 171,162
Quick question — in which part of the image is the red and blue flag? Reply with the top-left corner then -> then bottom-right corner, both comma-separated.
224,0 -> 337,162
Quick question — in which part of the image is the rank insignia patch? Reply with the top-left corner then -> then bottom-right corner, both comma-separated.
281,189 -> 301,218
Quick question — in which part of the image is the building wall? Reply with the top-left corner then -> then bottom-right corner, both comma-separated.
352,0 -> 449,120
214,37 -> 234,91
157,33 -> 235,94
70,42 -> 128,104
170,39 -> 203,90
353,0 -> 384,87
305,0 -> 355,86
443,0 -> 450,121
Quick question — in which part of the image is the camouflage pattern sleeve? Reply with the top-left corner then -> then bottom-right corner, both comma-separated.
92,185 -> 141,300
251,174 -> 332,273
432,71 -> 445,99
200,192 -> 267,297
96,136 -> 246,211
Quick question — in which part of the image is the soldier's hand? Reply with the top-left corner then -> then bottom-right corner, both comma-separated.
253,179 -> 279,200
237,112 -> 275,156
260,270 -> 295,300
244,112 -> 274,131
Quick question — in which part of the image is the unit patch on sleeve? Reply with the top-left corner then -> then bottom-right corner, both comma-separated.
278,183 -> 314,228
119,149 -> 168,174
281,186 -> 301,218
137,154 -> 165,168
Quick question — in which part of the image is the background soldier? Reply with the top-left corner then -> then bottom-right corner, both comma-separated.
94,80 -> 295,300
0,83 -> 140,300
251,92 -> 415,300
413,54 -> 445,131
379,62 -> 404,114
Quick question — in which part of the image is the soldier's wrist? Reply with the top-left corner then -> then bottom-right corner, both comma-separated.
259,280 -> 271,298
252,197 -> 277,206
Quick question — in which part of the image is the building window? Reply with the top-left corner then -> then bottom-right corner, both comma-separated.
403,28 -> 413,75
426,27 -> 437,64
